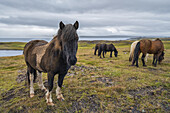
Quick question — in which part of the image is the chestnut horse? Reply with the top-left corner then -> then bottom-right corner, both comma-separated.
94,43 -> 118,58
132,38 -> 164,67
24,21 -> 79,105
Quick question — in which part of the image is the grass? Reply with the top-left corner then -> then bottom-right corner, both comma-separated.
0,42 -> 26,50
0,39 -> 170,112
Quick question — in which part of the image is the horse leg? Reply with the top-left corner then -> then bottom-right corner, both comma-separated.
25,67 -> 30,86
110,51 -> 112,57
141,54 -> 147,66
29,67 -> 36,98
152,54 -> 156,66
154,53 -> 162,67
98,49 -> 102,58
154,56 -> 158,67
103,51 -> 105,58
46,72 -> 55,106
37,71 -> 46,91
145,54 -> 149,62
56,73 -> 66,101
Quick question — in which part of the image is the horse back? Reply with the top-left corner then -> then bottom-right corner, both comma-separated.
100,44 -> 107,50
95,44 -> 101,49
149,39 -> 164,54
24,40 -> 48,69
106,44 -> 115,51
139,39 -> 152,54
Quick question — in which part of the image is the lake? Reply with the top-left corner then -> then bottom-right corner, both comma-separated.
0,50 -> 23,57
0,36 -> 168,57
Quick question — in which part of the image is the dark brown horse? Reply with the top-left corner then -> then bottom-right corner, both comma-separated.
94,43 -> 118,58
24,21 -> 79,106
132,38 -> 164,67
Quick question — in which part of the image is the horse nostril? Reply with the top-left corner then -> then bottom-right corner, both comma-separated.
68,56 -> 77,65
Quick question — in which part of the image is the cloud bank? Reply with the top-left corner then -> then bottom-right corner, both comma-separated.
0,0 -> 170,38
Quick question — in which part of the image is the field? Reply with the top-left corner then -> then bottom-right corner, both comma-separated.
0,39 -> 169,112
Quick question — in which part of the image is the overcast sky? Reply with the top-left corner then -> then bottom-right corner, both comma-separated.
0,0 -> 170,38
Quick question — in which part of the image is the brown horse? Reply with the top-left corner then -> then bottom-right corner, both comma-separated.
24,21 -> 79,106
94,43 -> 118,58
132,38 -> 164,67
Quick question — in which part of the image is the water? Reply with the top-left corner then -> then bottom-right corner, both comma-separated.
0,36 -> 168,57
0,50 -> 23,57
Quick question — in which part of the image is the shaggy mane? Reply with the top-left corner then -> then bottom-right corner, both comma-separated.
57,24 -> 76,41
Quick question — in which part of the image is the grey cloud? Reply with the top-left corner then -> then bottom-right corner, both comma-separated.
0,0 -> 170,37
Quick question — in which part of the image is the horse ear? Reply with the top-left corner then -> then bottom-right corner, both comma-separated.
74,21 -> 79,30
59,21 -> 65,30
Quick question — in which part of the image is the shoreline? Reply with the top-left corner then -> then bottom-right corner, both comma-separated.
0,37 -> 170,51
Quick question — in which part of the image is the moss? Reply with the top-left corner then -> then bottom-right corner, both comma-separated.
0,40 -> 170,112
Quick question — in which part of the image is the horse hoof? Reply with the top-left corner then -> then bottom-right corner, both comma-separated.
57,97 -> 65,101
143,65 -> 147,67
42,88 -> 47,92
30,94 -> 34,98
47,102 -> 55,106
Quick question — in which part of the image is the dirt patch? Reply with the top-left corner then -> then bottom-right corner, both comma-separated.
67,65 -> 102,76
1,88 -> 15,101
16,74 -> 26,83
128,86 -> 170,112
127,76 -> 138,81
68,94 -> 103,112
96,77 -> 114,87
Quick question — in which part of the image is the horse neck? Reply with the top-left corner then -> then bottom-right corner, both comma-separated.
48,37 -> 62,52
113,46 -> 117,53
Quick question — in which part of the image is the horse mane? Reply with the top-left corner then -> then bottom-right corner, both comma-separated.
110,44 -> 118,52
114,46 -> 118,53
57,24 -> 76,41
155,38 -> 161,41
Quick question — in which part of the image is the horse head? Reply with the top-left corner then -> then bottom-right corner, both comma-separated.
114,50 -> 118,57
57,21 -> 79,66
112,45 -> 118,57
159,51 -> 165,63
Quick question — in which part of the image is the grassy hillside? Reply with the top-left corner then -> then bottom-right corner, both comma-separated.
0,39 -> 169,112
0,42 -> 26,50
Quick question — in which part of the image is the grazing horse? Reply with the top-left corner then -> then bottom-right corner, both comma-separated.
94,43 -> 118,58
24,21 -> 79,106
129,41 -> 149,62
132,38 -> 164,67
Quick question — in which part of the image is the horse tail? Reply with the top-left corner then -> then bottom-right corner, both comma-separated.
129,46 -> 133,61
26,63 -> 37,84
33,69 -> 37,83
129,41 -> 138,61
25,67 -> 30,86
133,42 -> 140,63
94,45 -> 97,55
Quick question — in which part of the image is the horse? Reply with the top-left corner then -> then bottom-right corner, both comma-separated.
94,43 -> 118,58
23,21 -> 79,106
132,38 -> 164,67
129,40 -> 149,62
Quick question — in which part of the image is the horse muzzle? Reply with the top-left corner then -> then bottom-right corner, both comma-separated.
68,56 -> 77,65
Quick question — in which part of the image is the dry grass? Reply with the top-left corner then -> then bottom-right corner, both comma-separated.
0,39 -> 169,112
